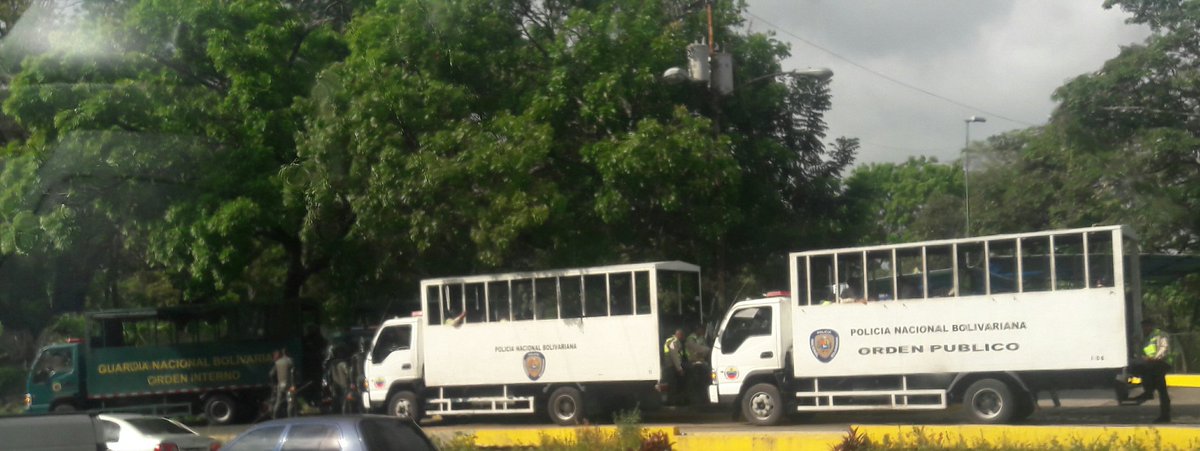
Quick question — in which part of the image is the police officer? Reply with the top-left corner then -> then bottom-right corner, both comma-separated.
1131,318 -> 1172,423
663,329 -> 687,405
685,325 -> 711,406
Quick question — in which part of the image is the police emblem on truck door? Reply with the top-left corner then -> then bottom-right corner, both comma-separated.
523,351 -> 546,381
810,329 -> 840,363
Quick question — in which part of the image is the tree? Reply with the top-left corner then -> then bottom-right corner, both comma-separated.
1040,1 -> 1200,252
0,0 -> 355,318
291,0 -> 855,314
0,0 -> 854,330
945,0 -> 1200,328
842,156 -> 963,244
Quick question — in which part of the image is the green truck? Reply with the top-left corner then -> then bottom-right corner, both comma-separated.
25,304 -> 303,424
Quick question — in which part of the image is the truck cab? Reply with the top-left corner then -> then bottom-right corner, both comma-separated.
26,342 -> 83,413
363,317 -> 423,419
709,295 -> 791,419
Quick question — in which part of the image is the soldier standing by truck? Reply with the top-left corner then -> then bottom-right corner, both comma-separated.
268,349 -> 294,418
663,329 -> 687,405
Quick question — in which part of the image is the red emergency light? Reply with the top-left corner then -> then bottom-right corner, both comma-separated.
763,291 -> 790,298
65,338 -> 83,344
411,311 -> 423,317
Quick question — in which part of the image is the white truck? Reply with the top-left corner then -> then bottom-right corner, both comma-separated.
362,261 -> 704,424
709,225 -> 1142,425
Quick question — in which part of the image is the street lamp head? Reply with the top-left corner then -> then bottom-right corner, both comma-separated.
662,67 -> 688,84
792,67 -> 834,81
965,116 -> 987,123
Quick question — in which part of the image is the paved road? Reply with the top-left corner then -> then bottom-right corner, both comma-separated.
194,388 -> 1199,442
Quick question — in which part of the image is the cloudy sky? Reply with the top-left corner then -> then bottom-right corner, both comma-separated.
742,1 -> 1151,164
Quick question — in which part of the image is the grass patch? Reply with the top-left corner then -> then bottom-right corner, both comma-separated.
434,407 -> 673,450
835,426 -> 1200,451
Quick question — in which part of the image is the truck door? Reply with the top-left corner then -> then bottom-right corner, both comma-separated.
365,322 -> 419,403
713,304 -> 781,397
26,344 -> 80,412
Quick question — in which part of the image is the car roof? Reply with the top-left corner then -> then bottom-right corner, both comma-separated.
97,413 -> 162,420
253,414 -> 412,428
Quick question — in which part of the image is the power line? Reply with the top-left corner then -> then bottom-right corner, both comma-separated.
859,140 -> 955,154
745,11 -> 1037,128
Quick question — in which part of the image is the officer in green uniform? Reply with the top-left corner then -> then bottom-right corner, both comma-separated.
685,325 -> 711,405
663,329 -> 687,405
1131,318 -> 1172,423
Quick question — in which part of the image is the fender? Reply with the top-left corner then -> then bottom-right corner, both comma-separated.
385,379 -> 426,403
541,383 -> 586,395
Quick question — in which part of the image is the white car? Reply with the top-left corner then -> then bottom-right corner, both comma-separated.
98,413 -> 221,451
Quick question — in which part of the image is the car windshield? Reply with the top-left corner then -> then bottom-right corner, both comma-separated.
359,418 -> 434,451
125,418 -> 192,435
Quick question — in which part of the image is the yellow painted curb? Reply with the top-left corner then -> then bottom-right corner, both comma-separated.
853,425 -> 1200,450
1167,374 -> 1200,388
454,424 -> 1200,449
673,431 -> 844,451
469,426 -> 677,447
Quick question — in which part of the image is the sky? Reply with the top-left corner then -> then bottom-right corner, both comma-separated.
742,0 -> 1152,165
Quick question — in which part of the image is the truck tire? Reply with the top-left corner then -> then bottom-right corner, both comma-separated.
962,379 -> 1015,424
742,383 -> 784,426
387,390 -> 421,422
547,387 -> 585,425
205,394 -> 238,425
52,403 -> 77,412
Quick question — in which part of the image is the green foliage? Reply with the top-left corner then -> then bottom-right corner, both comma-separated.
432,434 -> 477,451
613,406 -> 645,450
945,0 -> 1200,325
0,0 -> 356,326
0,365 -> 20,389
842,156 -> 963,244
289,0 -> 853,310
434,407 -> 670,451
49,313 -> 84,338
0,0 -> 852,334
833,426 -> 873,451
843,426 -> 1191,450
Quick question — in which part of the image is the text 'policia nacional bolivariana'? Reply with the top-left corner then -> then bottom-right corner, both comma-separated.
850,321 -> 1027,337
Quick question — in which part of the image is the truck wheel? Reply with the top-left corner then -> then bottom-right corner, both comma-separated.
742,383 -> 784,426
205,394 -> 238,425
547,387 -> 584,425
962,379 -> 1015,424
387,390 -> 421,422
52,403 -> 77,412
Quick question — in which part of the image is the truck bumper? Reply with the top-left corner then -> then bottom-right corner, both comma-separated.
708,385 -> 719,404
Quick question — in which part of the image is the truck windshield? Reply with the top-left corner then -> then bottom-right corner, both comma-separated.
31,348 -> 73,383
372,326 -> 412,363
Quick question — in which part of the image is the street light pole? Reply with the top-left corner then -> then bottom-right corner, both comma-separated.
738,68 -> 834,89
963,115 -> 986,236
